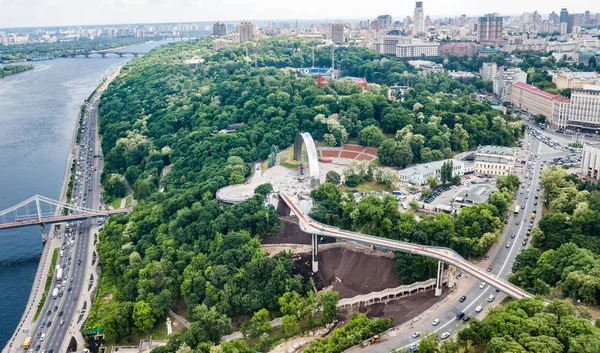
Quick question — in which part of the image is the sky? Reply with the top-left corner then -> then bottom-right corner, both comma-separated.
0,0 -> 597,29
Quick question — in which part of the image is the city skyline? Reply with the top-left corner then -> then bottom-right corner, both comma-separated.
0,0 -> 598,28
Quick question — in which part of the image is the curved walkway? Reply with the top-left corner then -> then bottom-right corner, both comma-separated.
279,193 -> 532,300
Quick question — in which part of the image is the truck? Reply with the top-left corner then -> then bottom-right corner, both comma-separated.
52,288 -> 59,299
56,268 -> 63,283
23,337 -> 32,349
456,311 -> 465,320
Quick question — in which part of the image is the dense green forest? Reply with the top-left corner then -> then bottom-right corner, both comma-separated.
509,167 -> 600,304
0,37 -> 153,61
92,37 -> 526,351
410,298 -> 600,353
0,64 -> 33,77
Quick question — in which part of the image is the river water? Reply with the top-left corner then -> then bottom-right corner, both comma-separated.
0,40 -> 171,348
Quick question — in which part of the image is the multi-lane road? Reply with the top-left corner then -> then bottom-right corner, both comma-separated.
25,93 -> 105,353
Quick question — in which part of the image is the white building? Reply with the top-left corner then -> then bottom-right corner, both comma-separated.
399,159 -> 469,185
396,41 -> 440,58
408,60 -> 444,72
480,62 -> 497,81
567,85 -> 600,131
474,145 -> 517,176
581,145 -> 600,179
413,1 -> 425,35
493,67 -> 527,102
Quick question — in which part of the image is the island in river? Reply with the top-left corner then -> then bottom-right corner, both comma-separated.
0,64 -> 33,78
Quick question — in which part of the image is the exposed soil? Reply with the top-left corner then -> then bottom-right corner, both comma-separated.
338,291 -> 445,326
262,217 -> 312,245
316,247 -> 402,298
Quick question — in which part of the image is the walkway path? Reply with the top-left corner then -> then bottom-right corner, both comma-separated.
168,310 -> 190,328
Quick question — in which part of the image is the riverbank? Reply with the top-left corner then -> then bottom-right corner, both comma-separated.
0,64 -> 33,78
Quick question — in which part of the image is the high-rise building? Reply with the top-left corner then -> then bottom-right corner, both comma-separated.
560,8 -> 569,23
493,67 -> 527,102
377,15 -> 393,29
413,1 -> 425,35
331,22 -> 345,44
237,21 -> 256,42
480,62 -> 497,81
549,11 -> 560,25
540,20 -> 553,34
478,14 -> 503,44
567,86 -> 600,130
213,21 -> 227,36
567,14 -> 579,34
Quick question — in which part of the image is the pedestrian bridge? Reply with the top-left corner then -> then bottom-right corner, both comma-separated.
0,195 -> 128,231
278,193 -> 533,300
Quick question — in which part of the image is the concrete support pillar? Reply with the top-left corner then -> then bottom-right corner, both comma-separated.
435,261 -> 444,297
311,233 -> 319,273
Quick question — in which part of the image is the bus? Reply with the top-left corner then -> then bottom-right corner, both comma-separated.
23,337 -> 32,349
514,205 -> 520,216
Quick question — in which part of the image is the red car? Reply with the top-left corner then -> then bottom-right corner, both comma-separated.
487,266 -> 493,272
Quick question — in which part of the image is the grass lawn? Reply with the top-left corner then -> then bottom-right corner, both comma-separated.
125,195 -> 132,207
34,248 -> 59,321
104,196 -> 121,210
280,146 -> 308,169
339,180 -> 391,193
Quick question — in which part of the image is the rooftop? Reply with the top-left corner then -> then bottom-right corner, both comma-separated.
558,70 -> 600,80
476,145 -> 516,157
454,186 -> 495,204
475,155 -> 515,164
513,81 -> 558,100
399,159 -> 463,176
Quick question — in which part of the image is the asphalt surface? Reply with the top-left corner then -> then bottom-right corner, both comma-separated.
363,128 -> 572,352
26,97 -> 104,353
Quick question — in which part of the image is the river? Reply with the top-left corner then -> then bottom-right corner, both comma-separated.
0,39 -> 174,348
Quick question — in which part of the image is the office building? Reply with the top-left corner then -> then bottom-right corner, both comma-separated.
567,86 -> 600,131
453,186 -> 495,210
331,22 -> 345,44
377,15 -> 393,29
581,145 -> 600,180
560,8 -> 569,34
396,41 -> 440,58
478,14 -> 503,44
549,11 -> 560,25
413,1 -> 425,35
474,146 -> 516,176
510,82 -> 570,127
568,14 -> 579,34
553,70 -> 600,89
213,21 -> 227,36
399,159 -> 468,185
493,67 -> 527,102
480,62 -> 497,81
237,21 -> 256,42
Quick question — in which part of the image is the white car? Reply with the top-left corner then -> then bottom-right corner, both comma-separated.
440,332 -> 450,339
506,242 -> 511,248
479,282 -> 486,289
432,318 -> 440,326
487,294 -> 495,302
40,333 -> 46,341
475,305 -> 483,313
412,332 -> 421,338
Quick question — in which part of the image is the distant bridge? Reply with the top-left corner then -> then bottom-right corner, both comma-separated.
60,51 -> 143,58
0,195 -> 128,233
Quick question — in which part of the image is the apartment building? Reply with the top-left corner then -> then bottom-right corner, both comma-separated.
480,62 -> 497,81
478,14 -> 503,45
567,86 -> 600,130
237,21 -> 256,42
440,42 -> 482,57
213,21 -> 227,36
493,67 -> 527,102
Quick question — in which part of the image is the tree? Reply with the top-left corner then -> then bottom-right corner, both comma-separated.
176,343 -> 193,353
409,200 -> 419,212
358,125 -> 385,147
281,315 -> 300,337
191,304 -> 232,343
133,301 -> 155,333
326,171 -> 341,185
427,176 -> 438,189
254,183 -> 273,196
104,173 -> 127,198
248,309 -> 272,338
378,139 -> 413,168
278,291 -> 307,319
319,291 -> 339,324
418,335 -> 440,353
496,174 -> 520,193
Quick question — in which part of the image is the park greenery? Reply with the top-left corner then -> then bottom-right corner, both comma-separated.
410,298 -> 600,353
88,36 -> 540,351
310,174 -> 519,283
509,167 -> 600,303
0,64 -> 33,77
0,37 -> 152,62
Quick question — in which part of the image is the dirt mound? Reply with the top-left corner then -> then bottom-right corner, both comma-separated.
263,217 -> 311,245
338,291 -> 444,326
317,247 -> 401,298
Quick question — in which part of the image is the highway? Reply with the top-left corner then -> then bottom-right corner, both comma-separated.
282,128 -> 570,352
25,86 -> 105,353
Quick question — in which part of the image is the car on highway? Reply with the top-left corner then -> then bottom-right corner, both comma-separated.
40,322 -> 45,328
475,305 -> 483,313
440,332 -> 450,339
484,254 -> 489,260
46,310 -> 51,316
479,282 -> 485,289
40,334 -> 46,341
432,318 -> 440,326
506,242 -> 511,248
487,265 -> 493,272
462,315 -> 471,322
74,295 -> 79,301
47,321 -> 51,327
35,345 -> 41,351
412,332 -> 421,338
522,240 -> 528,246
459,295 -> 467,302
487,294 -> 495,302
511,233 -> 516,238
60,320 -> 64,325
58,310 -> 63,316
